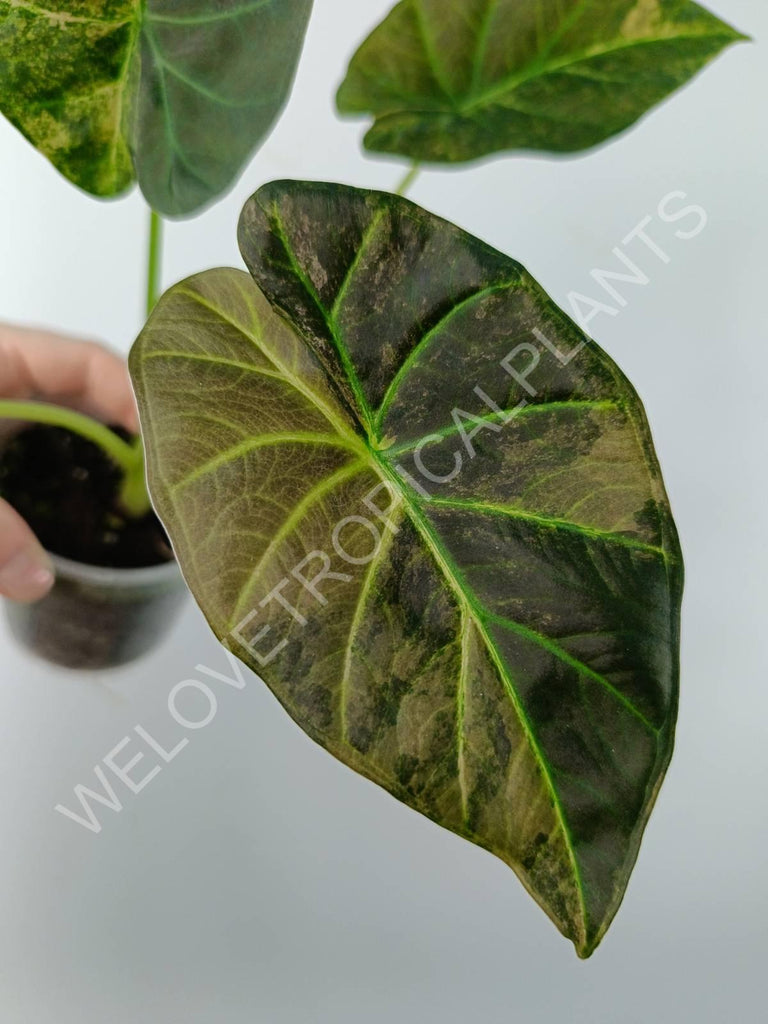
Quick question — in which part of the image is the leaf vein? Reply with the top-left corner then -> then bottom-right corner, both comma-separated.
374,282 -> 518,434
227,459 -> 368,631
172,434 -> 362,494
339,513 -> 403,743
175,286 -> 360,445
421,496 -> 668,560
485,614 -> 657,734
146,0 -> 272,27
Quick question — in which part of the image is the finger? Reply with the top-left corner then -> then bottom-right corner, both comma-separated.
0,498 -> 55,603
0,325 -> 138,433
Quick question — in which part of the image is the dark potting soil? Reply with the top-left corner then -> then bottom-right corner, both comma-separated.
0,425 -> 173,569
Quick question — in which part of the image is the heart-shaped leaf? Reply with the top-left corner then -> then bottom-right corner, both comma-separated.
130,182 -> 683,956
337,0 -> 745,162
0,0 -> 313,216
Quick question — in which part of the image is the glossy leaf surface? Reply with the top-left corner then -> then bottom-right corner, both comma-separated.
0,0 -> 312,215
337,0 -> 745,162
130,182 -> 683,956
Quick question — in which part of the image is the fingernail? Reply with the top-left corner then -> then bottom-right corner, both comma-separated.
0,548 -> 55,603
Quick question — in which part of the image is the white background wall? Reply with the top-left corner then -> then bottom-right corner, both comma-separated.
1,2 -> 765,1021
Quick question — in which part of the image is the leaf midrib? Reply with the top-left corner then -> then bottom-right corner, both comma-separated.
106,2 -> 142,187
370,451 -> 590,941
366,22 -> 738,122
463,29 -> 739,113
243,213 -> 662,751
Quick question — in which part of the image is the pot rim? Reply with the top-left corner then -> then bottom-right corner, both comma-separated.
48,551 -> 183,589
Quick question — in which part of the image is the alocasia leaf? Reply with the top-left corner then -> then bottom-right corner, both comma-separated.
130,182 -> 683,956
0,1 -> 312,216
337,0 -> 746,162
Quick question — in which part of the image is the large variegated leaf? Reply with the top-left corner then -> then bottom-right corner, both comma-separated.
130,182 -> 683,956
337,0 -> 745,162
0,0 -> 312,216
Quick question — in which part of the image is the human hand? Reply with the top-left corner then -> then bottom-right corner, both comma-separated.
0,324 -> 138,603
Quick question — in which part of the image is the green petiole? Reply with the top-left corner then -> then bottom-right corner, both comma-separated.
146,209 -> 163,317
0,208 -> 163,518
0,400 -> 151,518
395,162 -> 421,196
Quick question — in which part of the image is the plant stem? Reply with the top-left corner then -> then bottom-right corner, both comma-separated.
146,208 -> 163,316
395,163 -> 421,197
0,400 -> 151,518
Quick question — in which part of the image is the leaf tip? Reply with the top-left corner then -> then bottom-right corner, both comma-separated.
575,935 -> 600,960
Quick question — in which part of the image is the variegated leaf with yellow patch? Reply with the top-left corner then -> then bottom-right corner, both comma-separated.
0,0 -> 312,215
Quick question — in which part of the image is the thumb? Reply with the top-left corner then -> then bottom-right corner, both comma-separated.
0,499 -> 55,603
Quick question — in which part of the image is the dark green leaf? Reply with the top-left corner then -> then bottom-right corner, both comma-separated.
0,0 -> 313,216
337,0 -> 746,162
130,182 -> 683,956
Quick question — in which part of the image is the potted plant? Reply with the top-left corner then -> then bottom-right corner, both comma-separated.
0,0 -> 745,957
